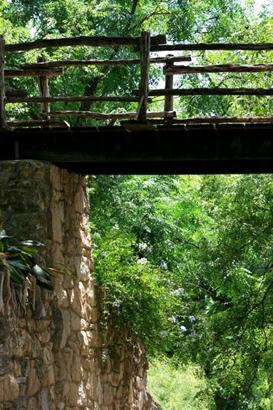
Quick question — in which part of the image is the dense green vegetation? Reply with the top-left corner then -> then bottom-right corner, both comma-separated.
148,358 -> 210,409
90,175 -> 273,409
2,1 -> 273,408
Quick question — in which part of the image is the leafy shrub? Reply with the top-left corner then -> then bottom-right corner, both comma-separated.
93,229 -> 174,353
0,229 -> 53,313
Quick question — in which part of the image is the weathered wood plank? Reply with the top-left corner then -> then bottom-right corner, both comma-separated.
7,119 -> 70,128
137,31 -> 151,121
0,36 -> 6,129
164,55 -> 174,120
5,68 -> 63,78
37,57 -> 50,126
148,88 -> 273,96
151,43 -> 273,52
21,56 -> 191,69
6,35 -> 166,52
164,63 -> 273,75
167,116 -> 273,124
6,95 -> 140,103
48,110 -> 176,120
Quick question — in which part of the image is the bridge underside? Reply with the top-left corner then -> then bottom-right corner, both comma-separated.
0,124 -> 273,174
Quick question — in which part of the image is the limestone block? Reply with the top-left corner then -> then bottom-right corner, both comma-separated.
78,331 -> 89,357
43,347 -> 54,366
70,311 -> 81,332
135,376 -> 145,391
28,396 -> 38,410
70,288 -> 82,317
54,353 -> 67,382
80,318 -> 89,330
63,381 -> 78,406
0,374 -> 19,402
47,365 -> 55,386
63,275 -> 74,290
57,290 -> 69,309
81,300 -> 93,322
115,383 -> 124,400
51,202 -> 63,244
27,362 -> 41,396
103,383 -> 115,406
31,336 -> 42,359
71,355 -> 81,383
111,371 -> 123,387
13,329 -> 32,358
79,257 -> 92,282
50,167 -> 62,194
85,285 -> 97,309
0,345 -> 9,377
37,330 -> 51,345
41,388 -> 50,410
51,243 -> 65,265
78,281 -> 87,304
60,310 -> 71,349
76,384 -> 88,408
35,320 -> 51,333
114,401 -> 121,410
67,339 -> 81,356
81,356 -> 96,371
63,349 -> 73,380
95,380 -> 103,405
53,274 -> 64,295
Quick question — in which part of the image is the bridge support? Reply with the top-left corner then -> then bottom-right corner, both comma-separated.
0,160 -> 158,409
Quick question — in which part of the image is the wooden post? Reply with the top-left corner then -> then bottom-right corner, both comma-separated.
164,54 -> 174,123
137,31 -> 151,121
37,56 -> 50,124
0,36 -> 7,129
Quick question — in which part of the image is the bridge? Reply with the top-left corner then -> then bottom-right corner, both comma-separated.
1,32 -> 273,174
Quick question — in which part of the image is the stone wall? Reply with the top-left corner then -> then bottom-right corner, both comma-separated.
0,160 -> 160,410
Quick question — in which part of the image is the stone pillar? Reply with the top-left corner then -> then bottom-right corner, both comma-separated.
0,160 -> 100,409
0,160 -> 160,410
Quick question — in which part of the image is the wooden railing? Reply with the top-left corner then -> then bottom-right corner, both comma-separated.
1,32 -> 273,130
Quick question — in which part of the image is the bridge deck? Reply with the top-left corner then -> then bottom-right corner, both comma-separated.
1,124 -> 272,174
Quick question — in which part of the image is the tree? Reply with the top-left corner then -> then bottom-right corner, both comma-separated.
90,174 -> 273,409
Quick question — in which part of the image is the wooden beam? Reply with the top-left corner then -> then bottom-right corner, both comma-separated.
151,43 -> 273,52
37,56 -> 50,124
148,88 -> 273,96
164,55 -> 174,121
21,56 -> 191,69
2,125 -> 273,175
167,116 -> 273,124
5,68 -> 63,78
6,34 -> 166,53
48,110 -> 176,120
164,63 -> 273,75
7,120 -> 70,128
0,36 -> 6,129
6,95 -> 140,104
137,31 -> 151,121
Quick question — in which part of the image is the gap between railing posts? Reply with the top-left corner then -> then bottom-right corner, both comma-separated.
0,36 -> 6,129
